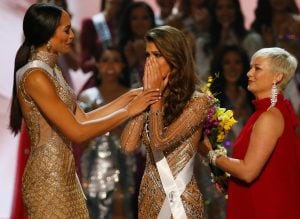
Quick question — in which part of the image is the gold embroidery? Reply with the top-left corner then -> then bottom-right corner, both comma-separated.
17,51 -> 88,218
121,91 -> 211,218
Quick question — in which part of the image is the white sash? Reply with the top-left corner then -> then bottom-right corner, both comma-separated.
152,150 -> 195,219
92,13 -> 112,48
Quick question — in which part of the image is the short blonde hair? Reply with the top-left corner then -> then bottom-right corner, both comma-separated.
251,47 -> 298,89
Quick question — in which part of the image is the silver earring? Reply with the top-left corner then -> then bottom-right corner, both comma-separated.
270,81 -> 278,108
47,41 -> 51,51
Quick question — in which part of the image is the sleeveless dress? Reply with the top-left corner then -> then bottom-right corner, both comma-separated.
16,51 -> 89,218
226,94 -> 300,219
121,92 -> 211,218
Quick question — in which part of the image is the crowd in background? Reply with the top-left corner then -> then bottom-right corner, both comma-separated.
10,0 -> 300,218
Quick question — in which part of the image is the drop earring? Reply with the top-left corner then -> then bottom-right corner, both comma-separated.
269,81 -> 278,109
47,41 -> 51,51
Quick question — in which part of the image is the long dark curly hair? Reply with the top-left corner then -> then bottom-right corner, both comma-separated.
145,25 -> 198,126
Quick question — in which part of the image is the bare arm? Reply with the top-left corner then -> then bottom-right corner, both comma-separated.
75,88 -> 143,121
24,70 -> 160,144
202,108 -> 284,183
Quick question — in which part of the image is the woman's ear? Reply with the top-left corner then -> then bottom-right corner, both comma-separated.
274,72 -> 284,84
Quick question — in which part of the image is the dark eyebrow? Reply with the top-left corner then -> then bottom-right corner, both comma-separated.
63,23 -> 71,29
146,50 -> 160,54
152,51 -> 161,55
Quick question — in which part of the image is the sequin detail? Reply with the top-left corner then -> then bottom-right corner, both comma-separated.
121,92 -> 211,218
17,51 -> 89,218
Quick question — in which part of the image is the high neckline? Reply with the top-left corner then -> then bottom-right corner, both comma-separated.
252,94 -> 284,111
30,50 -> 58,68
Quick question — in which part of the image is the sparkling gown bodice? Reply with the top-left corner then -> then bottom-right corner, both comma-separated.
16,50 -> 88,218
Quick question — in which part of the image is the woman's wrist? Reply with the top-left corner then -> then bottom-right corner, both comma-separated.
150,100 -> 162,111
207,150 -> 218,166
207,149 -> 226,166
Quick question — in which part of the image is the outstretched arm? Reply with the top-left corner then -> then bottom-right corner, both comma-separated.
75,88 -> 143,121
24,70 -> 160,144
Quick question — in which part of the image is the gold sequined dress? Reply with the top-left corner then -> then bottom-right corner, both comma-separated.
121,92 -> 210,219
16,51 -> 89,218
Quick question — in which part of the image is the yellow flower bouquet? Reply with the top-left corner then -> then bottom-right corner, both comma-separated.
201,75 -> 237,189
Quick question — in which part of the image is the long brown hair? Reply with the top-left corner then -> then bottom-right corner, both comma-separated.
145,25 -> 198,126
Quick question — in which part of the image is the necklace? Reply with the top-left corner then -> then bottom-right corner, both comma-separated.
30,50 -> 58,68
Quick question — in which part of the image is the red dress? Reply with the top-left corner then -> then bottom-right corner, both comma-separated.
226,94 -> 300,219
10,123 -> 30,219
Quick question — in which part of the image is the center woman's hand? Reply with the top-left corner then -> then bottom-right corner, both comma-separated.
144,56 -> 166,91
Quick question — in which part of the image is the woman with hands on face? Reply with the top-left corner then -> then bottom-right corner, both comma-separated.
9,3 -> 160,217
120,25 -> 212,219
200,47 -> 300,219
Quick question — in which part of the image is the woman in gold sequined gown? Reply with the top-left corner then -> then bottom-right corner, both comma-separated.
121,25 -> 212,219
9,3 -> 160,218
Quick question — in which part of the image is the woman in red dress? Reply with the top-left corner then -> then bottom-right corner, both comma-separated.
200,47 -> 300,219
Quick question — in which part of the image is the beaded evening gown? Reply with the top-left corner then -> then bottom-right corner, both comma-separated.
121,92 -> 211,219
16,50 -> 89,218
